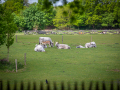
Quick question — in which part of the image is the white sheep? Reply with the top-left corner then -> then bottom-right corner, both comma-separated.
85,42 -> 96,48
76,45 -> 85,48
55,42 -> 70,49
34,44 -> 45,52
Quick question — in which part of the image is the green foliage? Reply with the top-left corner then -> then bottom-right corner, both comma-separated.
73,13 -> 87,27
0,4 -> 18,62
86,14 -> 102,28
52,0 -> 120,29
13,2 -> 55,30
42,0 -> 53,10
3,0 -> 24,14
53,5 -> 72,29
0,4 -> 6,46
69,0 -> 84,15
14,4 -> 45,30
5,11 -> 18,49
44,6 -> 56,26
101,12 -> 114,27
13,13 -> 25,31
94,3 -> 103,15
113,0 -> 120,28
84,0 -> 120,29
37,0 -> 56,27
3,0 -> 120,30
53,0 -> 85,29
0,4 -> 17,48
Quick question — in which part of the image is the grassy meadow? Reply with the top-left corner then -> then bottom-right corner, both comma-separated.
0,34 -> 120,90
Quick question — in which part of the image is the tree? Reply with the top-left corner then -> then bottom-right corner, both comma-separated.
16,3 -> 48,30
3,0 -> 24,14
94,3 -> 103,15
2,0 -> 29,14
101,12 -> 114,28
13,2 -> 56,31
23,0 -> 29,6
53,0 -> 85,29
86,14 -> 102,29
73,13 -> 87,29
5,11 -> 18,61
67,0 -> 84,24
13,13 -> 25,31
44,6 -> 56,28
113,0 -> 120,28
38,0 -> 56,29
0,4 -> 6,46
0,4 -> 18,61
53,5 -> 72,29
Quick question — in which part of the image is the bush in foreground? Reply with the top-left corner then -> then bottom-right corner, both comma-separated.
0,58 -> 24,72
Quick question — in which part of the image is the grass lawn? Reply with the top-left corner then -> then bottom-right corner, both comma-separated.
0,34 -> 120,90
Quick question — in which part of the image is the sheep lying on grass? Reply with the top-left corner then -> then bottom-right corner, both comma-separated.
76,45 -> 85,48
55,42 -> 70,49
85,42 -> 96,48
34,44 -> 45,52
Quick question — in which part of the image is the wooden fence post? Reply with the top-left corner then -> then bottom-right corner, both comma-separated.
15,59 -> 17,72
24,53 -> 26,65
0,80 -> 2,90
16,35 -> 17,42
62,35 -> 63,44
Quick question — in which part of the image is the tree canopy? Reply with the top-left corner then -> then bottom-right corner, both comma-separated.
0,4 -> 6,46
1,0 -> 120,30
13,1 -> 56,31
0,4 -> 18,61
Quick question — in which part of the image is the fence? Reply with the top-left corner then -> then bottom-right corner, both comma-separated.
23,30 -> 120,35
0,80 -> 120,90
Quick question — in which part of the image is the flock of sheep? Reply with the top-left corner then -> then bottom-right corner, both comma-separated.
34,37 -> 97,52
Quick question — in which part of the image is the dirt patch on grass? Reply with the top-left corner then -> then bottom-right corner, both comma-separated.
106,69 -> 120,72
67,63 -> 71,64
111,69 -> 120,72
115,43 -> 119,44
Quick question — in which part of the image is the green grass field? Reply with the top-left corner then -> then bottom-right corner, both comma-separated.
0,34 -> 120,90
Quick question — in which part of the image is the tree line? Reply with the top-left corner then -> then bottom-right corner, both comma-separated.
13,0 -> 120,30
54,0 -> 120,30
1,0 -> 120,31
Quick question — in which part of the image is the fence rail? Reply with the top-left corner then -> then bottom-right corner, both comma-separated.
23,30 -> 120,35
0,80 -> 120,90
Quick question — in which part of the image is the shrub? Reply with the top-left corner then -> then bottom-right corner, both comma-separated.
0,58 -> 24,71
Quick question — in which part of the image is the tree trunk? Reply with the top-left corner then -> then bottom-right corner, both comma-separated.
7,47 -> 9,62
93,24 -> 94,29
7,33 -> 9,62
